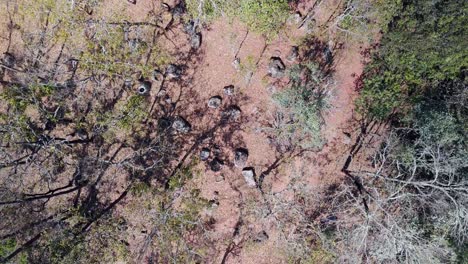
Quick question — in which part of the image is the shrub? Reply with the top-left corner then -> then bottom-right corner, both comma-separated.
272,62 -> 331,149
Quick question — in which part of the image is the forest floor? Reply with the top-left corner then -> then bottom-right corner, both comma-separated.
114,1 -> 370,263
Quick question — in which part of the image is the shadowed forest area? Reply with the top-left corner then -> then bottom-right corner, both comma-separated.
0,0 -> 466,263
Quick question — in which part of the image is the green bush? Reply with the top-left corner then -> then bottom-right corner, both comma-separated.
186,0 -> 290,38
272,63 -> 330,149
357,0 -> 468,120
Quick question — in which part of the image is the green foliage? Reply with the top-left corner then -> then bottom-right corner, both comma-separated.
186,0 -> 290,38
357,0 -> 468,120
272,62 -> 330,149
237,0 -> 289,38
117,95 -> 147,130
168,158 -> 200,190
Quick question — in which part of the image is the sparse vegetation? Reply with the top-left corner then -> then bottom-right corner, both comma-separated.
0,0 -> 466,263
271,62 -> 331,149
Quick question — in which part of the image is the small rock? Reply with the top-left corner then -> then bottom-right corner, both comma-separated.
67,58 -> 79,71
234,148 -> 249,168
200,148 -> 210,161
215,174 -> 225,182
184,20 -> 196,35
242,167 -> 256,187
157,117 -> 171,131
127,0 -> 136,4
152,69 -> 164,82
172,2 -> 185,17
320,215 -> 338,225
287,46 -> 299,62
224,85 -> 235,96
212,145 -> 222,157
268,57 -> 286,78
232,58 -> 241,72
137,81 -> 151,95
221,105 -> 241,121
323,46 -> 333,65
254,231 -> 269,243
210,158 -> 224,172
124,78 -> 133,88
75,128 -> 88,140
172,116 -> 191,133
190,32 -> 202,49
164,94 -> 172,104
166,64 -> 182,79
65,79 -> 76,89
208,96 -> 222,109
157,89 -> 167,97
3,52 -> 15,67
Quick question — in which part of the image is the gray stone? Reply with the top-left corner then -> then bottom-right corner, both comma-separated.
208,96 -> 222,109
157,89 -> 167,97
242,167 -> 256,187
210,158 -> 224,172
3,52 -> 15,67
268,57 -> 286,78
152,69 -> 164,82
254,231 -> 269,243
166,64 -> 182,79
190,32 -> 202,49
157,118 -> 171,131
221,105 -> 241,121
224,85 -> 235,96
124,78 -> 134,88
172,3 -> 185,17
200,148 -> 210,161
172,116 -> 191,133
184,20 -> 196,35
234,148 -> 248,168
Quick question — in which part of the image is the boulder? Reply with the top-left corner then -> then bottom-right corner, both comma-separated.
157,117 -> 171,131
210,158 -> 224,172
200,148 -> 210,161
184,20 -> 196,35
234,148 -> 248,168
253,231 -> 269,243
152,69 -> 164,82
190,32 -> 202,49
208,96 -> 222,109
172,116 -> 191,133
242,167 -> 256,187
268,57 -> 286,78
67,58 -> 79,71
224,85 -> 235,96
166,64 -> 182,79
172,2 -> 185,17
3,52 -> 15,67
221,105 -> 241,121
323,46 -> 333,65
